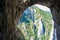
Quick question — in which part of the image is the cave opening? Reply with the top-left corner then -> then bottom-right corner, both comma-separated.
17,4 -> 55,40
0,0 -> 60,40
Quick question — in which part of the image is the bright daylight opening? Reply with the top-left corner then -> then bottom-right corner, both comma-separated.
17,4 -> 54,40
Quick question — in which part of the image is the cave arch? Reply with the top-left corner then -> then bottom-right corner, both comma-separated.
0,0 -> 60,40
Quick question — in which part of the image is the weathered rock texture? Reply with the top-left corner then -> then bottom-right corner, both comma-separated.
0,0 -> 60,40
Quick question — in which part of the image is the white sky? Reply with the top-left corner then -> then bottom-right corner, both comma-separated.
34,4 -> 51,12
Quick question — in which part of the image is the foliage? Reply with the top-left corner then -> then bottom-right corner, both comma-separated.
17,5 -> 53,40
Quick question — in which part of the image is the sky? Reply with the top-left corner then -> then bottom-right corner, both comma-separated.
34,4 -> 51,12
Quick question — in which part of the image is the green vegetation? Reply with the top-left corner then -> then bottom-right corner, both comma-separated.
17,6 -> 53,40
